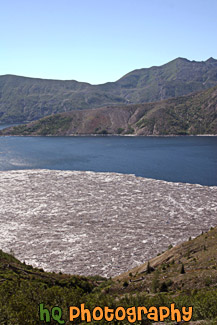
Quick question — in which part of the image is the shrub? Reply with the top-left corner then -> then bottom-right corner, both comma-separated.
180,263 -> 185,274
123,281 -> 129,288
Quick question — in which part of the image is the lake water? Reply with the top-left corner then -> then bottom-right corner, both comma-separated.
0,123 -> 23,130
0,135 -> 216,185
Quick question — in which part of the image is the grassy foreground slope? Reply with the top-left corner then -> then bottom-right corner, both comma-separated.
0,57 -> 217,123
1,85 -> 217,136
0,227 -> 216,324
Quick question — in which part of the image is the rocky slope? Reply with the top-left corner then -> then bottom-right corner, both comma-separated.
0,57 -> 217,123
114,226 -> 217,294
1,85 -> 217,136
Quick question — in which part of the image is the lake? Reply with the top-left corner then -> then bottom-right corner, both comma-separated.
0,135 -> 216,185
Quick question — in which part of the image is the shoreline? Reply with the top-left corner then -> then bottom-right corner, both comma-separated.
0,133 -> 217,137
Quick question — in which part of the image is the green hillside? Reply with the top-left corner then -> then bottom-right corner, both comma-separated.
0,57 -> 217,123
0,227 -> 217,324
2,85 -> 216,136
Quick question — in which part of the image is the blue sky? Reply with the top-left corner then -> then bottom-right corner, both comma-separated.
1,0 -> 217,84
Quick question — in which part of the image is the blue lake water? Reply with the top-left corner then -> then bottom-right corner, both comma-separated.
0,135 -> 216,186
0,123 -> 23,130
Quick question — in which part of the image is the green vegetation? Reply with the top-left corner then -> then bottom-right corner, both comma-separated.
98,129 -> 108,135
180,263 -> 185,274
0,227 -> 217,323
1,84 -> 217,136
6,115 -> 73,136
0,57 -> 217,123
117,127 -> 124,134
125,125 -> 135,134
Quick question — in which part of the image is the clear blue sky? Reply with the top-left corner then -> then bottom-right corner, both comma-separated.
1,0 -> 217,84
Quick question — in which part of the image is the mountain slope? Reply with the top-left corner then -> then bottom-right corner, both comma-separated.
0,227 -> 216,324
2,85 -> 216,136
114,226 -> 217,294
116,57 -> 217,102
0,57 -> 217,123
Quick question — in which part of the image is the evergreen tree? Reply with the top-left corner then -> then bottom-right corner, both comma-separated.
180,263 -> 185,274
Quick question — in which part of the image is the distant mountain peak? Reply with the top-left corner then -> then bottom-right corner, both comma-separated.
1,57 -> 217,124
206,57 -> 216,63
174,57 -> 189,61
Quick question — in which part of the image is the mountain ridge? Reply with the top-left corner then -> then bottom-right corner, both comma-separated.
1,57 -> 217,123
2,85 -> 216,136
2,56 -> 215,83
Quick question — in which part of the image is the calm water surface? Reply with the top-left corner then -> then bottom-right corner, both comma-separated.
0,123 -> 23,130
0,136 -> 216,185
